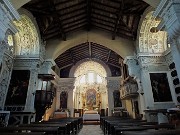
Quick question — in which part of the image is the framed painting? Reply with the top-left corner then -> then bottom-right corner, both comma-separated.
60,91 -> 68,109
149,73 -> 172,102
86,89 -> 96,106
5,70 -> 30,105
113,90 -> 122,107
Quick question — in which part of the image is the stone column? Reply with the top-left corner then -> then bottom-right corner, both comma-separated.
0,41 -> 8,65
106,77 -> 121,116
0,53 -> 14,109
24,68 -> 38,111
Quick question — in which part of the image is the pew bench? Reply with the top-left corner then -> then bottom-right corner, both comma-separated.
0,132 -> 46,135
113,124 -> 176,135
0,126 -> 59,135
19,123 -> 67,135
122,129 -> 180,135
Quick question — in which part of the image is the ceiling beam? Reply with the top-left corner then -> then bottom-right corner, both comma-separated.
25,6 -> 50,15
106,50 -> 111,62
56,1 -> 85,12
92,0 -> 118,10
47,0 -> 66,41
112,0 -> 124,40
59,63 -> 74,70
89,43 -> 92,58
69,50 -> 75,65
86,0 -> 92,31
107,62 -> 121,68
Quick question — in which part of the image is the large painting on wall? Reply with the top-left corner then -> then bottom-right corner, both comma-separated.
150,73 -> 172,102
113,90 -> 122,107
60,91 -> 68,109
86,89 -> 96,106
5,70 -> 30,105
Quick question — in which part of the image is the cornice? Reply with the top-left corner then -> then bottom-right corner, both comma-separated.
1,0 -> 20,20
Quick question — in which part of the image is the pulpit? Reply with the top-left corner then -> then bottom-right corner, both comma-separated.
34,74 -> 55,122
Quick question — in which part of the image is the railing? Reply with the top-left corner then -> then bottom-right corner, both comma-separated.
120,82 -> 138,99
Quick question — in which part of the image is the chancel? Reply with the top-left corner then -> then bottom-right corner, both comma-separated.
0,0 -> 180,135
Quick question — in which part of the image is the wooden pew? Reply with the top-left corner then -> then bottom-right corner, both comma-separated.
0,132 -> 46,135
38,120 -> 73,134
122,129 -> 180,135
0,126 -> 59,135
47,117 -> 82,134
108,122 -> 158,135
19,123 -> 67,135
113,124 -> 176,135
104,118 -> 147,135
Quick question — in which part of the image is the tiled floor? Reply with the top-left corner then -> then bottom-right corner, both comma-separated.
78,125 -> 104,135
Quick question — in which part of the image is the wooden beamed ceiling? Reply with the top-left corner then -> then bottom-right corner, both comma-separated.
24,0 -> 149,41
23,0 -> 149,77
55,42 -> 122,72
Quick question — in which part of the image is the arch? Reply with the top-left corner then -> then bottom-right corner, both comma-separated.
137,7 -> 168,53
10,0 -> 161,11
46,30 -> 135,60
69,59 -> 111,78
13,8 -> 41,56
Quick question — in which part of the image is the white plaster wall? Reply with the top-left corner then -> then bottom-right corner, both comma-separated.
10,0 -> 160,10
45,30 -> 135,59
143,0 -> 161,8
10,0 -> 31,9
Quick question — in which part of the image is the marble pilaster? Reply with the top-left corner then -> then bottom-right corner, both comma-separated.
106,77 -> 121,116
0,52 -> 13,109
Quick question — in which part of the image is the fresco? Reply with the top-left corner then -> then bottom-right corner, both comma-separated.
5,70 -> 30,105
150,73 -> 172,102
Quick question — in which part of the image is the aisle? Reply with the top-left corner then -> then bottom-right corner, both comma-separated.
78,125 -> 104,135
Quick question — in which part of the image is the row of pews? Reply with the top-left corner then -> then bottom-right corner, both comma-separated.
100,116 -> 180,135
0,117 -> 83,135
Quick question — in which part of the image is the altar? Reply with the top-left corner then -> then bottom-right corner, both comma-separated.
54,111 -> 69,119
83,110 -> 100,121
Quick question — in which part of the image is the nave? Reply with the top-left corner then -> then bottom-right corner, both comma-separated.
78,125 -> 103,135
0,116 -> 180,135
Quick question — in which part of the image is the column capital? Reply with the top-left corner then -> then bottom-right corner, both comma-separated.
40,59 -> 56,74
124,56 -> 141,78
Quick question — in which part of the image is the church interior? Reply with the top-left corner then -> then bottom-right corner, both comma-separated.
0,0 -> 180,134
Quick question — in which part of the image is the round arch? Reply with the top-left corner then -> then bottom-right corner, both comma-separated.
45,30 -> 135,60
137,7 -> 168,54
13,8 -> 41,56
69,58 -> 111,78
